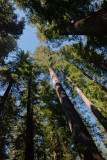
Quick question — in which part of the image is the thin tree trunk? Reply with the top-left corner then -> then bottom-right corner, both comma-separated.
69,62 -> 107,92
0,135 -> 5,160
57,7 -> 107,35
44,152 -> 47,160
0,79 -> 14,114
57,132 -> 70,159
66,76 -> 107,131
25,79 -> 34,160
48,66 -> 104,160
100,106 -> 107,114
53,151 -> 57,160
93,61 -> 107,72
37,140 -> 40,160
82,72 -> 107,92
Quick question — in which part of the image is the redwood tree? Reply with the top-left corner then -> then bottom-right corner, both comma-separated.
66,76 -> 107,131
48,66 -> 103,160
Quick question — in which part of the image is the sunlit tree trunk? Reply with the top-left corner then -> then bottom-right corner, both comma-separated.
48,66 -> 104,160
0,79 -> 14,114
53,151 -> 56,160
57,7 -> 107,35
25,79 -> 34,160
66,76 -> 107,131
100,106 -> 107,114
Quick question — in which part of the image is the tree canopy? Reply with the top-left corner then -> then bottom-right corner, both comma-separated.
14,0 -> 107,38
0,0 -> 107,160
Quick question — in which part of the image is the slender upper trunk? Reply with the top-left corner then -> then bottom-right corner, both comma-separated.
57,7 -> 107,35
66,76 -> 107,131
57,132 -> 70,159
53,151 -> 57,160
100,106 -> 107,114
48,66 -> 104,160
0,79 -> 14,114
51,132 -> 57,160
82,72 -> 107,92
69,62 -> 107,92
93,61 -> 107,72
44,152 -> 47,160
25,80 -> 34,160
0,135 -> 5,160
61,141 -> 70,159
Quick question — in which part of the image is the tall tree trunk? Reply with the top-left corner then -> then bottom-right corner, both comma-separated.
66,76 -> 107,131
69,62 -> 107,92
93,61 -> 107,72
0,135 -> 5,160
44,152 -> 47,160
57,132 -> 70,159
0,79 -> 14,114
57,7 -> 107,35
53,151 -> 57,160
37,138 -> 40,160
48,66 -> 104,160
25,79 -> 34,160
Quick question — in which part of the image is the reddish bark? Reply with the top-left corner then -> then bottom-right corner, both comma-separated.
48,66 -> 104,160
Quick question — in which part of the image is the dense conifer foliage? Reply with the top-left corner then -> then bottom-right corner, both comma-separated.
14,0 -> 107,38
0,0 -> 107,160
0,0 -> 24,64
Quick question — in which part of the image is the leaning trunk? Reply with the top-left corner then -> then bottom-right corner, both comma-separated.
48,66 -> 103,160
25,79 -> 34,160
57,7 -> 107,35
0,79 -> 14,114
66,76 -> 107,131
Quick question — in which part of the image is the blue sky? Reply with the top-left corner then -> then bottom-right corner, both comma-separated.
15,9 -> 40,54
14,8 -> 76,54
18,24 -> 40,54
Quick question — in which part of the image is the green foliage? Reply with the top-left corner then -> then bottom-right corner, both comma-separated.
0,94 -> 18,159
37,80 -> 78,159
0,35 -> 17,64
14,0 -> 105,39
33,45 -> 63,73
59,43 -> 107,79
0,0 -> 25,65
0,0 -> 24,38
1,1 -> 107,159
58,44 -> 107,118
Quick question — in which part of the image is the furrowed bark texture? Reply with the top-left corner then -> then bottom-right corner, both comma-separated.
66,76 -> 107,131
25,80 -> 34,160
57,8 -> 107,35
48,66 -> 104,160
0,79 -> 14,114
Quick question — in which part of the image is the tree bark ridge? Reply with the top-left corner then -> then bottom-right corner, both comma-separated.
66,76 -> 107,131
57,8 -> 107,35
48,66 -> 104,160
